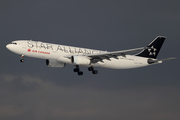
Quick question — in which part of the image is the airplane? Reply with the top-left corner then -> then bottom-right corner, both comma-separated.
6,36 -> 175,75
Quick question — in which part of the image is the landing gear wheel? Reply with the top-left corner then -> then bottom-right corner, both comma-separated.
88,67 -> 94,71
92,70 -> 98,74
73,65 -> 83,75
78,71 -> 83,76
73,68 -> 79,72
20,59 -> 24,62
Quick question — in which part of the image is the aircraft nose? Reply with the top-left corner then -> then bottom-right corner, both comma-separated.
6,44 -> 10,49
6,44 -> 13,50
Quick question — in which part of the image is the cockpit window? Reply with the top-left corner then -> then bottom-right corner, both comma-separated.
11,42 -> 17,45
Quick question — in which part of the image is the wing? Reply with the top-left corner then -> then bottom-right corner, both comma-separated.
85,47 -> 147,63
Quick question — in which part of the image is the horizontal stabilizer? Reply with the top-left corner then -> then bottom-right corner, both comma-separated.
156,57 -> 176,62
148,57 -> 176,64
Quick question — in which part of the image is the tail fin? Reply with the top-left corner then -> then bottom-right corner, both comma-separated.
136,36 -> 165,59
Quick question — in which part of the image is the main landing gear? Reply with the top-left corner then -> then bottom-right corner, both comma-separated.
20,55 -> 25,62
88,66 -> 98,74
73,66 -> 98,76
73,65 -> 83,76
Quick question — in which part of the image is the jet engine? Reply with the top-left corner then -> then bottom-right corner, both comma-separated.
46,59 -> 66,67
71,56 -> 91,65
147,59 -> 156,64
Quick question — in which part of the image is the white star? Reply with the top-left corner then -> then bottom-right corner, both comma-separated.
152,46 -> 157,51
148,46 -> 156,56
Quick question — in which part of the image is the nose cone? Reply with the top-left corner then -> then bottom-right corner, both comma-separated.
6,44 -> 10,49
6,44 -> 14,51
6,43 -> 21,54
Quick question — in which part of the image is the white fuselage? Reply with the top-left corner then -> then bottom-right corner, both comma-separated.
6,40 -> 155,69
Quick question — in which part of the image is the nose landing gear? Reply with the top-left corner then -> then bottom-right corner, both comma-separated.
20,55 -> 25,62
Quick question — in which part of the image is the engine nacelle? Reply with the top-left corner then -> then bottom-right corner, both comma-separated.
71,56 -> 91,65
147,59 -> 155,64
46,59 -> 66,67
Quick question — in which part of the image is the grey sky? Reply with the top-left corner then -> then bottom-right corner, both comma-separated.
1,1 -> 180,120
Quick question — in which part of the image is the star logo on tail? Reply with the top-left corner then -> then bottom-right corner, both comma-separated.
148,46 -> 157,56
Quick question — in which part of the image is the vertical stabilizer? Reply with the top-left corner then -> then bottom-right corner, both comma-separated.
136,36 -> 165,59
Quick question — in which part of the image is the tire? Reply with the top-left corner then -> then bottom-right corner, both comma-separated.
78,71 -> 83,75
92,70 -> 98,74
20,59 -> 24,62
73,68 -> 79,72
88,67 -> 93,71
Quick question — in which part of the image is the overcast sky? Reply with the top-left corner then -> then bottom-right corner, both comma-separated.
0,1 -> 180,120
